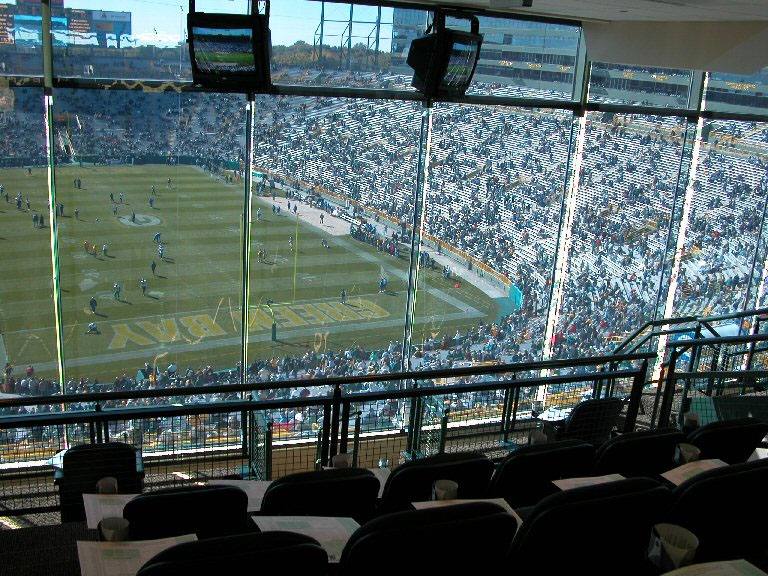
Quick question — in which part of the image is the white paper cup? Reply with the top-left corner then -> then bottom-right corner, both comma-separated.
647,523 -> 698,570
432,479 -> 458,501
529,430 -> 548,445
96,476 -> 118,494
98,516 -> 130,542
683,412 -> 699,429
331,453 -> 352,468
675,442 -> 701,464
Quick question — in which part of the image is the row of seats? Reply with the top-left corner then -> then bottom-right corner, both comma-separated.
56,416 -> 768,522
131,457 -> 768,575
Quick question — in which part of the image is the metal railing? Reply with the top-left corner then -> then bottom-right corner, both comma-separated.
654,332 -> 768,429
0,351 -> 654,518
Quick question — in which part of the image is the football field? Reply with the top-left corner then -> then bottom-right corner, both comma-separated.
0,164 -> 498,383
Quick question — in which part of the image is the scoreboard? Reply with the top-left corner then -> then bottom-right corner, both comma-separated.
67,8 -> 91,39
0,4 -> 131,47
0,4 -> 14,46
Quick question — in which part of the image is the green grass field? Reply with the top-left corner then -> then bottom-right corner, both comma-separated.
197,50 -> 254,66
0,165 -> 497,383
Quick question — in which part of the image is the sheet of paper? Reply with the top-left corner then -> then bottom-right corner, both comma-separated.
661,559 -> 768,576
410,497 -> 523,529
661,459 -> 727,486
253,516 -> 359,562
82,494 -> 138,530
553,474 -> 625,491
207,479 -> 272,512
77,534 -> 197,576
369,467 -> 391,498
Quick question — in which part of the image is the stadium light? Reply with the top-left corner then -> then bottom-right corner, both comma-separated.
407,11 -> 484,100
187,0 -> 272,93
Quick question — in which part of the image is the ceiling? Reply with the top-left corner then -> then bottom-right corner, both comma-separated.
400,0 -> 768,23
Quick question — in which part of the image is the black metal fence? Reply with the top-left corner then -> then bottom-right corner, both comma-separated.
0,352 -> 655,519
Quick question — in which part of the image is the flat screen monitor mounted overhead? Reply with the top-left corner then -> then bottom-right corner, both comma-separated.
407,11 -> 483,100
187,0 -> 272,93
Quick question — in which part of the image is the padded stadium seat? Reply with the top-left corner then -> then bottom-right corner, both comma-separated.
508,477 -> 672,575
667,458 -> 768,565
136,531 -> 328,576
379,451 -> 495,514
55,441 -> 143,523
487,439 -> 596,509
123,484 -> 252,540
593,427 -> 686,478
260,467 -> 380,524
338,502 -> 519,576
686,417 -> 768,464
551,397 -> 626,447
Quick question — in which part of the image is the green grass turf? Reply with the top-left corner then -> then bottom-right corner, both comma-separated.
196,51 -> 254,66
0,165 -> 498,383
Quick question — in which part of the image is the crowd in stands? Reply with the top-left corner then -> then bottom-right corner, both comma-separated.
2,60 -> 768,410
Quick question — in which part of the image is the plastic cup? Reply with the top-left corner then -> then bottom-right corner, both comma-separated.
98,517 -> 130,542
432,479 -> 458,501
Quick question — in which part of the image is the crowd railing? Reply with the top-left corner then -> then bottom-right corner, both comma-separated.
0,351 -> 654,519
654,332 -> 768,430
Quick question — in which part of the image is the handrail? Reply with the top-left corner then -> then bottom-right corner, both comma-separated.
0,351 -> 655,410
695,307 -> 768,325
666,333 -> 768,349
614,308 -> 768,357
624,326 -> 700,355
0,367 -> 645,430
613,315 -> 699,355
665,369 -> 768,382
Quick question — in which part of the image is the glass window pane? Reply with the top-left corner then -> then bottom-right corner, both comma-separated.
270,1 -> 417,92
672,119 -> 768,317
450,16 -> 580,100
554,112 -> 690,358
0,87 -> 58,396
588,62 -> 695,108
52,88 -> 245,393
0,0 -> 43,76
704,67 -> 768,116
249,95 -> 420,384
418,103 -> 572,365
55,1 -> 191,81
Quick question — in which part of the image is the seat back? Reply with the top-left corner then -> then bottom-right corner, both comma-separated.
260,467 -> 380,523
123,484 -> 250,540
668,458 -> 768,563
555,397 -> 625,446
487,439 -> 596,508
508,477 -> 672,575
339,502 -> 518,576
593,427 -> 686,478
59,442 -> 142,523
380,451 -> 495,514
686,417 -> 768,464
137,531 -> 328,576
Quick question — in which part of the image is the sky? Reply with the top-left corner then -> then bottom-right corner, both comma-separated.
41,0 -> 395,49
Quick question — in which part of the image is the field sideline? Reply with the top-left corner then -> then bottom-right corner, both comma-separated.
0,165 -> 498,382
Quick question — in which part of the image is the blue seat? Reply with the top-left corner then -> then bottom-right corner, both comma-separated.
509,477 -> 672,575
667,458 -> 768,565
686,417 -> 768,464
593,427 -> 686,478
339,502 -> 518,576
379,451 -> 495,514
55,442 -> 143,523
487,439 -> 596,509
136,531 -> 328,576
260,467 -> 380,523
123,484 -> 252,540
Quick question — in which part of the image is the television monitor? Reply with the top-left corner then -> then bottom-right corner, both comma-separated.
408,26 -> 483,98
187,11 -> 271,92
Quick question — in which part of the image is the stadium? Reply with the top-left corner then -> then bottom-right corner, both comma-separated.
1,1 -> 768,565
